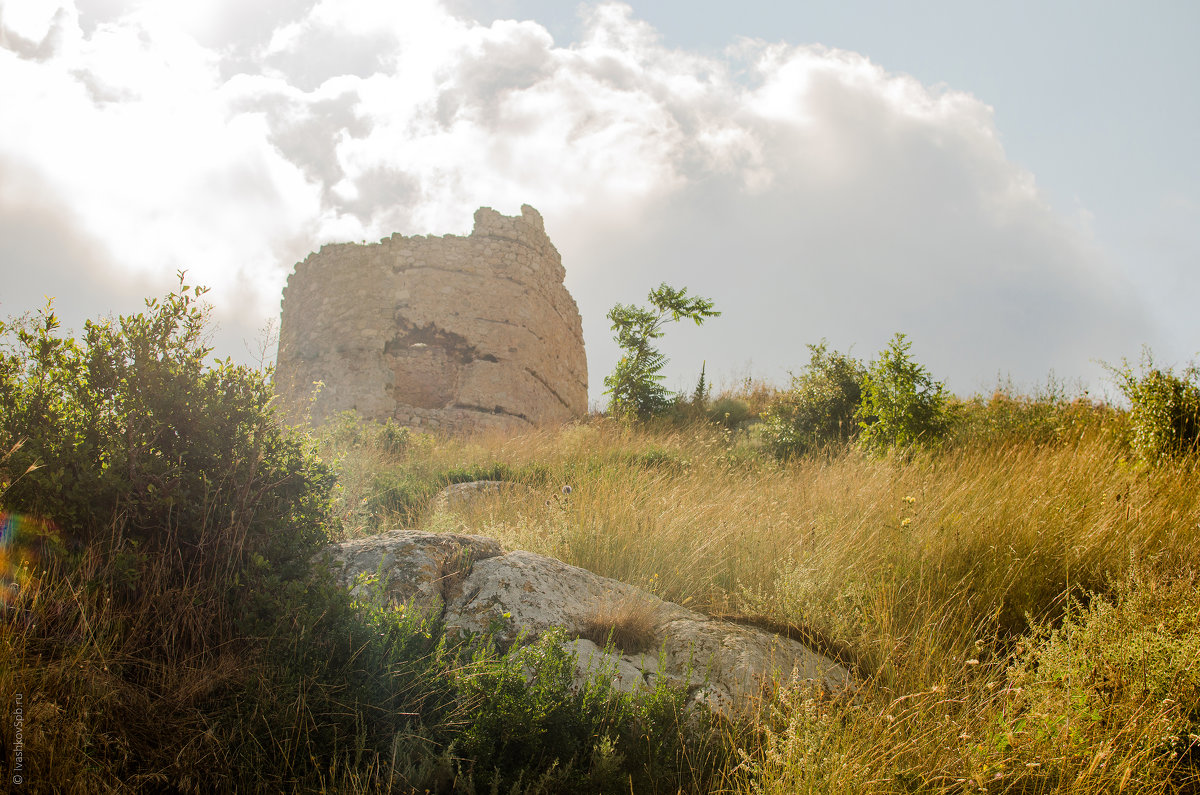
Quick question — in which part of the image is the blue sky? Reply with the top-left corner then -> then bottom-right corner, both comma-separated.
2,0 -> 1196,404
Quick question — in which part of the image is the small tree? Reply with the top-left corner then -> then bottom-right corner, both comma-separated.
857,333 -> 949,452
761,341 -> 866,459
604,284 -> 719,420
691,360 -> 711,407
1109,350 -> 1200,463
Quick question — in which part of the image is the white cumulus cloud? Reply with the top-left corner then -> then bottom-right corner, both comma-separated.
0,0 -> 1156,398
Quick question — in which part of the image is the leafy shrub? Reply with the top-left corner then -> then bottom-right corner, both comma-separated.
1109,351 -> 1200,463
760,341 -> 866,459
0,282 -> 336,580
856,333 -> 949,452
360,461 -> 517,528
1004,571 -> 1200,789
319,410 -> 414,457
0,283 -> 392,788
734,377 -> 784,420
454,629 -> 724,793
632,446 -> 692,473
315,412 -> 531,533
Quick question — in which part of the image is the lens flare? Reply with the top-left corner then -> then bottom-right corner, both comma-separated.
0,512 -> 57,606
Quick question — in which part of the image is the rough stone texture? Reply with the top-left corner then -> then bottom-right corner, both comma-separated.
321,530 -> 504,615
276,205 -> 587,434
318,529 -> 853,715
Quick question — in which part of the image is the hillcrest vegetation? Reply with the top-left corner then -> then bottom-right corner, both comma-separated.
3,282 -> 1200,793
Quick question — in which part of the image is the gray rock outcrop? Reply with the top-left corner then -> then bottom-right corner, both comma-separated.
318,529 -> 853,715
276,205 -> 587,434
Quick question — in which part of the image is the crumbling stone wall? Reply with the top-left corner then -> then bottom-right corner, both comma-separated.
275,205 -> 587,434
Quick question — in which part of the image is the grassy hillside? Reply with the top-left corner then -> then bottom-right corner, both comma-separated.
2,288 -> 1199,792
331,410 -> 1200,793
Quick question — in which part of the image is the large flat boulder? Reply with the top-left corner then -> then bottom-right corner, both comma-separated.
322,530 -> 504,614
318,529 -> 853,714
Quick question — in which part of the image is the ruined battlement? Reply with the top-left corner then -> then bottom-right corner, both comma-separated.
275,205 -> 588,434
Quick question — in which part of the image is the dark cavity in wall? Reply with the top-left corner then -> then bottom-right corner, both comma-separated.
383,321 -> 499,410
383,321 -> 497,364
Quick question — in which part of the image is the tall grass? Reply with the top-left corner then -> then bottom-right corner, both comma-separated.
6,382 -> 1199,790
434,421 -> 1196,632
356,414 -> 1200,792
0,512 -> 729,793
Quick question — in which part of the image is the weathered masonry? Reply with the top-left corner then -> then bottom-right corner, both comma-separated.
276,205 -> 588,434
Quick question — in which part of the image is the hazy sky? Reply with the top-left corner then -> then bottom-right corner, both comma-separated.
2,0 -> 1197,404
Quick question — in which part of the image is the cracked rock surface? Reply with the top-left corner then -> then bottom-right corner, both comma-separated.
319,529 -> 853,715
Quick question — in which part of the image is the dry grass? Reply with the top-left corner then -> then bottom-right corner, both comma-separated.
406,416 -> 1200,792
578,595 -> 661,655
0,535 -> 247,792
11,406 -> 1197,792
439,420 -> 1198,624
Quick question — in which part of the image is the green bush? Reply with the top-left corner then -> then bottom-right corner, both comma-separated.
856,333 -> 949,453
0,281 -> 335,579
1004,571 -> 1200,789
319,410 -> 414,457
0,282 -> 391,788
453,630 -> 724,793
760,341 -> 866,459
1109,351 -> 1200,463
314,412 -> 536,533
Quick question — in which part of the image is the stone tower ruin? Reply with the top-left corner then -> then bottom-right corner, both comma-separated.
275,205 -> 588,434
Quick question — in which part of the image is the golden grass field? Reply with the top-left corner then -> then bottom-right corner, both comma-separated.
5,398 -> 1199,792
331,412 -> 1200,793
